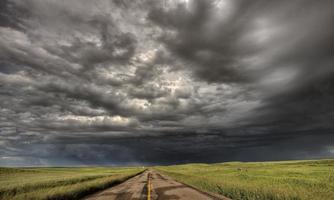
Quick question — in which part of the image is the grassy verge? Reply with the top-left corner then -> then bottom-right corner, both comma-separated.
155,159 -> 334,200
0,167 -> 144,200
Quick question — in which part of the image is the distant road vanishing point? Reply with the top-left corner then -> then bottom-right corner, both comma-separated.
83,170 -> 230,200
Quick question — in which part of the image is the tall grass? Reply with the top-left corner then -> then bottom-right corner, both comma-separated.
155,159 -> 334,200
0,167 -> 143,200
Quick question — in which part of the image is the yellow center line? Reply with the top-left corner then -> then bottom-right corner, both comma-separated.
147,173 -> 151,200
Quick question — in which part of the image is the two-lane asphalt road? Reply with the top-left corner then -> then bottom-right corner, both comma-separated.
83,170 -> 230,200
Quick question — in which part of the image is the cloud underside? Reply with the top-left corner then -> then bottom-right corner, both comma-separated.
1,0 -> 334,165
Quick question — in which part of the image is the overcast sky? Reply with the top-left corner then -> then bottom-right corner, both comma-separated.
1,0 -> 334,166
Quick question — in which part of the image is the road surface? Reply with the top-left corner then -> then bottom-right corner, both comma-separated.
83,170 -> 230,200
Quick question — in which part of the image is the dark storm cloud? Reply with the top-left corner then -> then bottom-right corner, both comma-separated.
2,131 -> 333,166
149,0 -> 334,128
149,0 -> 246,83
251,73 -> 334,132
0,0 -> 25,30
149,0 -> 334,84
1,0 -> 334,166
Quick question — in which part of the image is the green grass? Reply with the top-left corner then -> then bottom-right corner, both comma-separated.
0,167 -> 144,200
155,159 -> 334,200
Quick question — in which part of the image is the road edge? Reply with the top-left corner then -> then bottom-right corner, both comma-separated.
81,170 -> 147,200
154,170 -> 231,200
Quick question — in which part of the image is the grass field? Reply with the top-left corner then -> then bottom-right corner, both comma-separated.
155,159 -> 334,200
0,167 -> 143,200
2,159 -> 333,200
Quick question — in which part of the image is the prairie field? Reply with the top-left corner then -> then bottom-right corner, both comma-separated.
155,159 -> 334,200
2,159 -> 334,200
0,167 -> 143,200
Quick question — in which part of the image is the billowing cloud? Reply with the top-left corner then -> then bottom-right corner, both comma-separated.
1,0 -> 334,166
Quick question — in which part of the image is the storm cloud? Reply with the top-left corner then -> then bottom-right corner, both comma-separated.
1,0 -> 334,166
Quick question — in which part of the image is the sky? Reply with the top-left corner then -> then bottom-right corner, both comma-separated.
1,0 -> 334,166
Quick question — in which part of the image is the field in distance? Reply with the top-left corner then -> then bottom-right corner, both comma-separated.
155,159 -> 334,200
0,167 -> 143,200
